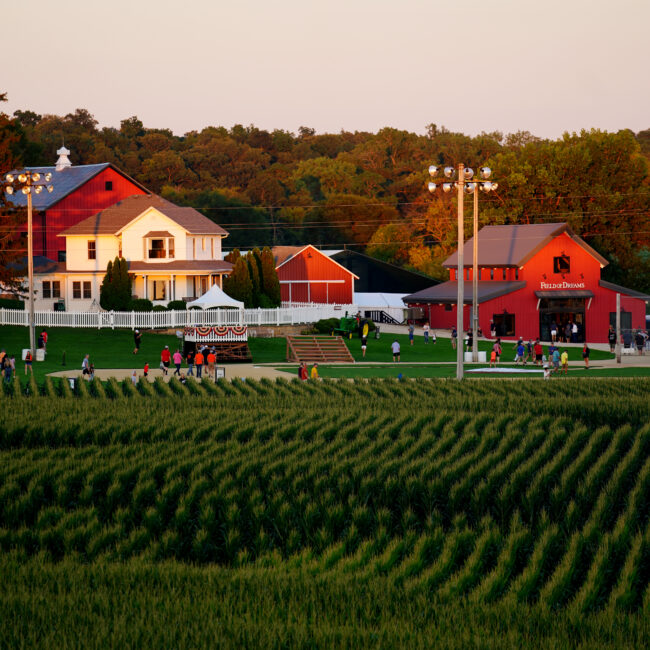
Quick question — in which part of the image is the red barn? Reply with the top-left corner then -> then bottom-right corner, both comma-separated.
273,245 -> 358,304
7,147 -> 148,261
404,223 -> 649,344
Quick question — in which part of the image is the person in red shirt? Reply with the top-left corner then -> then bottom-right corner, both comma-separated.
533,340 -> 543,366
160,346 -> 171,375
206,349 -> 216,378
194,349 -> 204,379
143,362 -> 149,378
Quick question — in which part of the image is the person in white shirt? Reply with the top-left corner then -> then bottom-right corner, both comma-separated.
391,339 -> 401,362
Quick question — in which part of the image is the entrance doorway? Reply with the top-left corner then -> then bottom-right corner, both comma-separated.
492,312 -> 515,337
539,298 -> 585,342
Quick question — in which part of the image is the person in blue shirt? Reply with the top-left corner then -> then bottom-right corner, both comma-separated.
516,341 -> 525,365
552,347 -> 561,373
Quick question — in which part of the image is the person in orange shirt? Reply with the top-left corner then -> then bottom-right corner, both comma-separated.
194,348 -> 204,379
207,348 -> 216,378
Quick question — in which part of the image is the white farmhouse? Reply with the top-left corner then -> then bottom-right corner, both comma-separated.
32,194 -> 232,311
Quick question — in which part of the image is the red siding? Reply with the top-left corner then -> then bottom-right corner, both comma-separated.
277,247 -> 355,304
411,232 -> 648,343
41,168 -> 146,258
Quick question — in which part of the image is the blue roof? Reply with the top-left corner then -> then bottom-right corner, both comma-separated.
4,163 -> 147,211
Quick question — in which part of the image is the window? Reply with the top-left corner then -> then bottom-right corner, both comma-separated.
149,239 -> 166,259
502,268 -> 507,280
168,238 -> 175,259
58,250 -> 66,263
211,238 -> 214,258
490,269 -> 494,280
43,281 -> 61,299
83,282 -> 91,299
515,269 -> 519,280
444,304 -> 452,312
201,237 -> 206,251
88,240 -> 96,260
72,282 -> 81,299
105,181 -> 113,191
553,255 -> 570,274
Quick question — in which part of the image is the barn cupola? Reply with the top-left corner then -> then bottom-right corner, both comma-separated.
55,146 -> 72,171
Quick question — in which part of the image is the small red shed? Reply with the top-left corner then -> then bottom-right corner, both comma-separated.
273,245 -> 358,304
404,223 -> 650,344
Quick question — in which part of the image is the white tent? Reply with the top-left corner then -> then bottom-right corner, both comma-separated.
354,292 -> 407,323
186,284 -> 244,310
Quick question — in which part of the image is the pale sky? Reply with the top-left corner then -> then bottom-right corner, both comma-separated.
2,0 -> 648,139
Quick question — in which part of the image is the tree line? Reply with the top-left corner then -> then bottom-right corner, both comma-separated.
2,93 -> 650,291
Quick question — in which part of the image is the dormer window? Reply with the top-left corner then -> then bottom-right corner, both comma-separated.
144,231 -> 175,260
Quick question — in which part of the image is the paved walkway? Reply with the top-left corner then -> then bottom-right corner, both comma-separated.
48,364 -> 295,383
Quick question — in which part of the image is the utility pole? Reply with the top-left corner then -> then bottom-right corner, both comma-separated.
456,164 -> 465,380
616,292 -> 621,364
472,187 -> 479,362
27,189 -> 35,358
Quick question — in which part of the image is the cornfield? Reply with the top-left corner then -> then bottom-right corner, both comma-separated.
1,377 -> 649,648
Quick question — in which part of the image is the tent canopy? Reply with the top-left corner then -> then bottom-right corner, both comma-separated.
186,285 -> 244,310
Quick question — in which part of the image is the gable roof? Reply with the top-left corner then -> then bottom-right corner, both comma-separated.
58,194 -> 228,237
4,163 -> 148,211
273,245 -> 359,279
443,223 -> 609,268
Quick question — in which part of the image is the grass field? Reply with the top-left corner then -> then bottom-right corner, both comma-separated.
278,363 -> 650,379
0,326 -> 615,383
1,377 -> 649,647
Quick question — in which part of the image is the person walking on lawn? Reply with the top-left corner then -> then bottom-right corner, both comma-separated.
391,339 -> 401,362
561,349 -> 569,375
408,322 -> 415,346
160,346 -> 171,375
206,348 -> 216,378
194,348 -> 204,379
133,329 -> 142,354
186,348 -> 195,376
582,342 -> 590,369
173,349 -> 183,376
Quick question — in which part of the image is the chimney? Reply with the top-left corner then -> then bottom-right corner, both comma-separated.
55,146 -> 72,171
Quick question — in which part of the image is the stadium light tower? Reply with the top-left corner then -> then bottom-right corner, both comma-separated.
4,171 -> 54,358
427,165 -> 497,372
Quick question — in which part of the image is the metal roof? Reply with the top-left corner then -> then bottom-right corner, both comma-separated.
128,260 -> 232,273
443,223 -> 609,268
4,163 -> 148,210
599,280 -> 650,301
404,281 -> 526,304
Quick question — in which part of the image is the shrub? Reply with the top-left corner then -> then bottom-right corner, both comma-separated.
130,299 -> 153,312
314,318 -> 340,334
0,297 -> 24,310
152,305 -> 168,312
167,300 -> 187,311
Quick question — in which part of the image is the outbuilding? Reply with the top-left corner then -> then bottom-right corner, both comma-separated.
273,245 -> 358,305
403,223 -> 649,343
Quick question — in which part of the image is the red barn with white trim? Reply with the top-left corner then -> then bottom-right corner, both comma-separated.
6,147 -> 148,261
273,245 -> 358,304
404,223 -> 649,343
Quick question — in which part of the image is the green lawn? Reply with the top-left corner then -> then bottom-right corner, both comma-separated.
277,363 -> 650,379
343,332 -> 614,363
0,326 -> 180,381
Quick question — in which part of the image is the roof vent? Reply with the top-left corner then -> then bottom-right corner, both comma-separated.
55,146 -> 72,171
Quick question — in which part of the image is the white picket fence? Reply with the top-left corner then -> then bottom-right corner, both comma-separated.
0,304 -> 357,330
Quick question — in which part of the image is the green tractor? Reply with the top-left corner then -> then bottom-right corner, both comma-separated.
331,312 -> 370,339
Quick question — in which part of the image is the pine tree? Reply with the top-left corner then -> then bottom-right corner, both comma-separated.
117,257 -> 132,309
225,248 -> 241,264
223,257 -> 253,306
100,259 -> 115,310
246,252 -> 261,307
260,246 -> 281,306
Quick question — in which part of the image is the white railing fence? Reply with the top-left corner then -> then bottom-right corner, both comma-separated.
0,304 -> 358,329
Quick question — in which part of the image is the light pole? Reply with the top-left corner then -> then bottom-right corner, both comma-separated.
427,165 -> 497,373
4,171 -> 54,358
